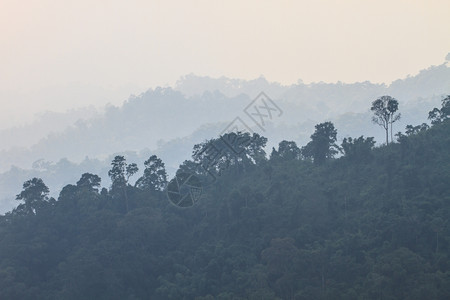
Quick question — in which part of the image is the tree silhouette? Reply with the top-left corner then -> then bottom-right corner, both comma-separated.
428,95 -> 450,125
108,156 -> 127,189
15,178 -> 50,214
301,122 -> 340,164
191,131 -> 268,176
276,140 -> 301,160
76,173 -> 101,192
371,96 -> 401,144
341,136 -> 375,161
135,155 -> 167,191
108,155 -> 138,212
126,163 -> 139,181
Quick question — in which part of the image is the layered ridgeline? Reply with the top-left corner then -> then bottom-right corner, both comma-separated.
1,63 -> 449,213
2,63 -> 450,171
0,99 -> 449,299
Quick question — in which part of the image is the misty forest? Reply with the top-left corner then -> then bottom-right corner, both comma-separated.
0,92 -> 449,299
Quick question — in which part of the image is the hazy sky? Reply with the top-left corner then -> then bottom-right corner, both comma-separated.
1,0 -> 449,128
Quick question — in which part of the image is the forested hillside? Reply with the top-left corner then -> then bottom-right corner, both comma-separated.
0,99 -> 449,299
1,64 -> 449,214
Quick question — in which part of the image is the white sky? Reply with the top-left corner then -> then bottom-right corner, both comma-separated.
0,0 -> 449,128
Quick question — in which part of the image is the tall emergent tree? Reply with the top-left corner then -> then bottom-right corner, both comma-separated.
135,155 -> 168,191
108,155 -> 138,212
301,122 -> 340,164
371,95 -> 401,144
108,155 -> 127,189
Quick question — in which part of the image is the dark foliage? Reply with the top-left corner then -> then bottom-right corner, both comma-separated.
1,120 -> 450,299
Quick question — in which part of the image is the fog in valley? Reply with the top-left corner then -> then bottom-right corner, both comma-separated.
1,64 -> 449,213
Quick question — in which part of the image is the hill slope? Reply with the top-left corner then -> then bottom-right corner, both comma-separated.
0,116 -> 449,299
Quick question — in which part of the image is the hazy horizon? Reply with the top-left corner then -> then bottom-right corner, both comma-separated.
0,62 -> 449,130
1,0 -> 450,129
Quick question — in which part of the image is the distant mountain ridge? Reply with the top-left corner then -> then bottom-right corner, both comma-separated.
2,63 -> 449,171
0,62 -> 448,213
175,63 -> 449,101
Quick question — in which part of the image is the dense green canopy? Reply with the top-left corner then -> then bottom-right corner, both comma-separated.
0,110 -> 449,299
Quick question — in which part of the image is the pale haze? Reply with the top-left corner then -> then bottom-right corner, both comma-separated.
0,0 -> 449,129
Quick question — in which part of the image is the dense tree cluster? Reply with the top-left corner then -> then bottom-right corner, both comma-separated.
429,95 -> 450,124
301,121 -> 340,164
0,96 -> 449,299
